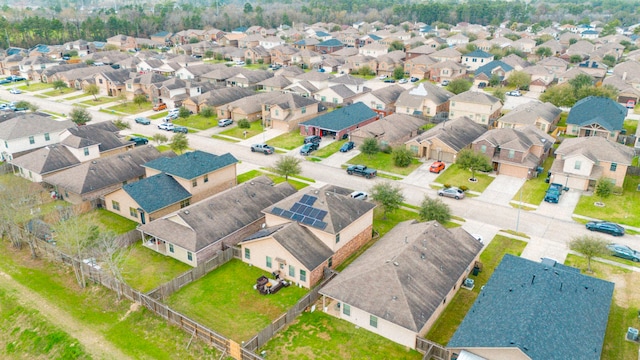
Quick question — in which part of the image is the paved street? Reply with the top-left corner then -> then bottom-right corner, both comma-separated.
4,85 -> 639,265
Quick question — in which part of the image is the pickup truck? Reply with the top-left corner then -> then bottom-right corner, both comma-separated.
544,183 -> 564,203
251,143 -> 274,155
346,164 -> 377,179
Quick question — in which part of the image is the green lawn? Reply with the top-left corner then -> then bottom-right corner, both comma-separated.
219,121 -> 264,139
17,82 -> 53,91
0,242 -> 220,359
511,156 -> 554,205
80,208 -> 138,234
313,139 -> 348,158
173,114 -> 219,130
166,259 -> 308,342
149,111 -> 168,119
79,97 -> 118,106
574,175 -> 640,227
434,163 -> 495,192
260,311 -> 422,360
61,93 -> 91,101
347,152 -> 422,176
0,286 -> 90,359
564,254 -> 640,360
623,119 -> 637,137
238,169 -> 311,190
557,112 -> 568,127
106,101 -> 153,114
426,235 -> 528,345
211,135 -> 241,142
267,131 -> 306,150
120,242 -> 192,292
42,87 -> 77,96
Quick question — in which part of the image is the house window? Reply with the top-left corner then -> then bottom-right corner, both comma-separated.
301,107 -> 306,114
321,96 -> 326,102
410,145 -> 419,155
300,269 -> 306,282
266,256 -> 272,268
44,133 -> 50,141
343,303 -> 351,316
275,109 -> 279,116
480,145 -> 487,153
29,136 -> 35,144
610,163 -> 617,171
169,244 -> 174,253
370,315 -> 378,328
204,174 -> 209,183
574,160 -> 581,170
333,98 -> 338,104
99,79 -> 103,84
335,233 -> 340,243
244,248 -> 250,259
187,252 -> 193,261
451,101 -> 455,107
328,257 -> 333,268
112,200 -> 120,211
508,149 -> 515,159
180,199 -> 190,208
129,207 -> 138,218
289,265 -> 295,277
84,147 -> 89,156
4,141 -> 7,148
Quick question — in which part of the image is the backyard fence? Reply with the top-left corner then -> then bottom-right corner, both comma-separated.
243,267 -> 339,352
416,337 -> 450,360
146,247 -> 235,300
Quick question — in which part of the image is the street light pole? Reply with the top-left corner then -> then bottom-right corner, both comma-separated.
515,171 -> 531,233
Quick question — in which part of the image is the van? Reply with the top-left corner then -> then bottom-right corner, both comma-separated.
153,103 -> 167,111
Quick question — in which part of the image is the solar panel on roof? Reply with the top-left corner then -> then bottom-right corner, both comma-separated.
271,207 -> 284,216
301,216 -> 315,225
312,220 -> 328,230
316,210 -> 328,220
309,208 -> 320,218
282,210 -> 294,219
292,213 -> 304,222
300,194 -> 317,205
303,206 -> 314,216
291,203 -> 302,213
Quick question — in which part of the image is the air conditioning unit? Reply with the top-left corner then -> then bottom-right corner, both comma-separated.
627,327 -> 639,341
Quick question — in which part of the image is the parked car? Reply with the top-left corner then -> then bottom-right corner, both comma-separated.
507,90 -> 522,96
438,187 -> 465,200
429,161 -> 445,174
626,100 -> 636,109
153,103 -> 167,111
173,125 -> 188,133
340,141 -> 355,152
606,244 -> 640,262
383,78 -> 396,83
129,136 -> 149,146
398,78 -> 408,84
350,191 -> 368,200
158,122 -> 174,131
9,88 -> 22,94
441,80 -> 450,86
0,79 -> 11,85
163,113 -> 178,122
478,82 -> 487,89
378,75 -> 388,80
168,108 -> 180,116
300,142 -> 319,155
82,258 -> 101,270
346,164 -> 377,178
585,221 -> 625,236
218,118 -> 233,127
410,77 -> 419,82
134,117 -> 151,125
304,135 -> 321,144
251,143 -> 275,155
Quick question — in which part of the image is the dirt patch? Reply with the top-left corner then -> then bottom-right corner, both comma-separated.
608,272 -> 640,308
0,270 -> 132,360
120,302 -> 141,322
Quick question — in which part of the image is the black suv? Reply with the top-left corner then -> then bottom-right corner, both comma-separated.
304,135 -> 321,144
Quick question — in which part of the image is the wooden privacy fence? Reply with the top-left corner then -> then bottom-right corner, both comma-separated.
146,247 -> 235,300
416,337 -> 450,360
243,268 -> 339,352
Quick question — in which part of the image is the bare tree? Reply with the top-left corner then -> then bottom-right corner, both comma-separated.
93,231 -> 130,300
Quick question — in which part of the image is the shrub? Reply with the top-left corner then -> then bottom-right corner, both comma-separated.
380,145 -> 392,154
459,185 -> 468,192
612,186 -> 623,195
237,119 -> 251,128
392,147 -> 413,167
443,184 -> 451,188
200,106 -> 214,118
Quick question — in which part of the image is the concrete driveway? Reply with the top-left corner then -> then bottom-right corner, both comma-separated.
401,161 -> 442,187
535,189 -> 582,222
476,175 -> 524,207
321,148 -> 360,167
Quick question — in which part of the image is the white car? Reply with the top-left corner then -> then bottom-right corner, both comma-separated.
507,90 -> 522,97
9,88 -> 21,94
398,78 -> 408,84
378,75 -> 388,80
350,191 -> 369,200
158,122 -> 174,131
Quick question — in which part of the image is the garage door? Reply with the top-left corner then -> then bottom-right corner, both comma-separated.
430,149 -> 455,162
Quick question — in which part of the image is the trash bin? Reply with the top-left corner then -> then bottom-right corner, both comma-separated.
472,265 -> 480,276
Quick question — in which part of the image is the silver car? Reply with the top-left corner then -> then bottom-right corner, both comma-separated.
437,187 -> 465,200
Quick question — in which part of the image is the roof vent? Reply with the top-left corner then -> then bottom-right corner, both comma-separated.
393,261 -> 399,266
184,210 -> 190,215
421,253 -> 426,260
392,296 -> 397,301
91,160 -> 97,164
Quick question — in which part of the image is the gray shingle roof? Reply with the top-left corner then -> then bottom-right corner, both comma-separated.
63,125 -> 129,153
9,144 -> 80,175
138,177 -> 297,252
0,114 -> 74,140
409,116 -> 487,151
124,173 -> 192,213
555,136 -> 635,165
320,220 -> 482,332
566,96 -> 626,131
450,90 -> 501,105
351,113 -> 424,142
143,150 -> 237,180
497,101 -> 561,126
300,102 -> 377,131
448,254 -> 614,360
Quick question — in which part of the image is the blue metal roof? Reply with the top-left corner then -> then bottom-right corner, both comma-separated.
465,49 -> 493,58
143,151 -> 237,181
566,96 -> 626,131
318,38 -> 343,47
474,60 -> 513,80
300,102 -> 377,132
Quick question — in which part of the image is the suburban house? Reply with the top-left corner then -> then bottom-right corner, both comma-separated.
349,113 -> 425,147
550,136 -> 634,190
239,185 -> 376,288
472,126 -> 555,179
449,91 -> 503,128
405,116 -> 487,161
313,84 -> 357,106
473,60 -> 514,87
495,101 -> 561,133
299,102 -> 379,139
0,114 -> 74,161
320,220 -> 483,349
565,96 -> 627,141
217,91 -> 283,122
262,93 -> 321,132
182,87 -> 255,115
42,146 -> 171,207
523,65 -> 555,92
395,82 -> 453,120
103,151 -> 238,224
461,50 -> 494,71
353,84 -> 405,116
428,60 -> 466,83
138,176 -> 296,267
404,55 -> 437,80
448,255 -> 614,360
10,144 -> 81,183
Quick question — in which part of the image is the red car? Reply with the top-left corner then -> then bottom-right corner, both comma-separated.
430,161 -> 445,173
